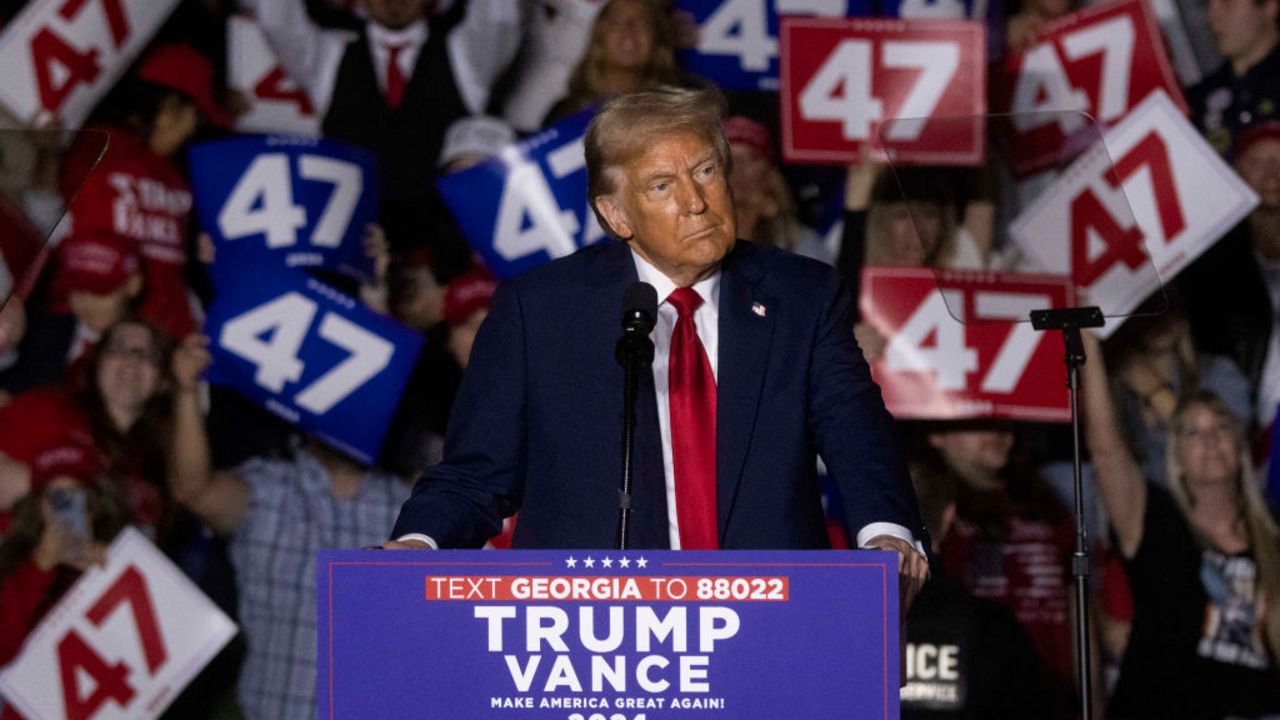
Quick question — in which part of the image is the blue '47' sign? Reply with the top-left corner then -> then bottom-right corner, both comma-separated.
677,0 -> 870,91
203,265 -> 423,465
438,111 -> 605,280
188,135 -> 378,283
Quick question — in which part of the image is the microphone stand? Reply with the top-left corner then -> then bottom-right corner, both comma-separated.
1031,306 -> 1104,720
615,321 -> 654,550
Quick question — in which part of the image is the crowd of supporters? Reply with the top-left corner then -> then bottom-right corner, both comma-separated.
0,0 -> 1275,718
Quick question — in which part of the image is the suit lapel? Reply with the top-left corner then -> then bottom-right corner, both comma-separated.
715,243 -> 775,542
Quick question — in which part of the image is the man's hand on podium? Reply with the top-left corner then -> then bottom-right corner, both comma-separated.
864,534 -> 928,611
382,539 -> 432,549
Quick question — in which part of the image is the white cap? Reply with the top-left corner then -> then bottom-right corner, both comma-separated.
439,115 -> 515,168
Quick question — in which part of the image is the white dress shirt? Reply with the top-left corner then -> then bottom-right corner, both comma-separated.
631,249 -> 720,548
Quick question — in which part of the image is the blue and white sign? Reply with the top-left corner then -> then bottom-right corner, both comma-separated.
203,265 -> 423,465
677,0 -> 869,91
189,135 -> 379,283
318,549 -> 900,719
438,111 -> 606,280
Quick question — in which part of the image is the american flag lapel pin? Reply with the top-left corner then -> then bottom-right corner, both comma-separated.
751,302 -> 767,318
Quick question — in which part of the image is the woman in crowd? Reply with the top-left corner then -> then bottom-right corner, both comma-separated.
1104,294 -> 1253,488
1082,331 -> 1280,718
839,162 -> 993,361
0,319 -> 176,542
0,439 -> 129,669
543,0 -> 682,123
724,115 -> 831,263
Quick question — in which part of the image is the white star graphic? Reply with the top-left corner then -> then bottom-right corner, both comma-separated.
619,557 -> 631,568
583,556 -> 595,568
636,557 -> 648,568
602,557 -> 613,568
565,556 -> 577,568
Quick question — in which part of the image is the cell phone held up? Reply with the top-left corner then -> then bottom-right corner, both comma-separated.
47,487 -> 89,562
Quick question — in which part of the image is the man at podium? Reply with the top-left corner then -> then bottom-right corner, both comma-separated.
389,86 -> 927,602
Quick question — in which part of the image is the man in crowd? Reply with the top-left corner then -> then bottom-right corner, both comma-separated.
388,87 -> 928,605
1182,122 -> 1280,435
243,0 -> 521,272
1187,0 -> 1280,157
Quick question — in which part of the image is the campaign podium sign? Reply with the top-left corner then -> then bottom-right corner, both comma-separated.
318,549 -> 900,719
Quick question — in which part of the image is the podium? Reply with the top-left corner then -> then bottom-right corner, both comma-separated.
317,549 -> 899,719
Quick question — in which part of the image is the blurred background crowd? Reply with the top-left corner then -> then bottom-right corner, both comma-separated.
0,0 -> 1275,718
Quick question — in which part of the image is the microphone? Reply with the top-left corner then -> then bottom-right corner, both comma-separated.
617,282 -> 657,366
615,281 -> 657,550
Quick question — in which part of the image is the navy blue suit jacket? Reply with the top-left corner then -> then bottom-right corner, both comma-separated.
392,240 -> 924,549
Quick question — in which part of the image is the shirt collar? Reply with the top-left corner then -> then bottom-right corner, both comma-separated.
628,243 -> 720,311
368,18 -> 427,50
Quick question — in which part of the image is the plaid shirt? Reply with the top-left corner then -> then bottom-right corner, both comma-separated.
229,452 -> 410,720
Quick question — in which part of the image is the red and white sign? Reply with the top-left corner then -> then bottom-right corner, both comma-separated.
861,267 -> 1074,422
1009,91 -> 1258,339
0,528 -> 236,720
227,14 -> 319,137
780,18 -> 985,165
0,0 -> 182,128
994,0 -> 1186,176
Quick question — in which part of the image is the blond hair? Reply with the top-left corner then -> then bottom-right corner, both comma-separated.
562,0 -> 680,115
585,86 -> 730,236
1166,389 -> 1280,660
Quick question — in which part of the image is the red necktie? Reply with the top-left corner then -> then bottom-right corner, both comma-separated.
384,44 -> 407,109
667,287 -> 718,550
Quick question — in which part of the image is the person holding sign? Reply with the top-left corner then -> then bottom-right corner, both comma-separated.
60,43 -> 230,341
0,439 -> 127,673
168,335 -> 412,720
244,0 -> 519,262
1081,330 -> 1280,718
390,86 -> 928,605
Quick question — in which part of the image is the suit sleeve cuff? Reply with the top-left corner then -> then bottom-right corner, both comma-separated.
396,533 -> 439,549
855,522 -> 927,559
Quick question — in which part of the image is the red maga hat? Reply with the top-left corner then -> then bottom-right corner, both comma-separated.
31,434 -> 103,493
723,115 -> 775,163
1235,121 -> 1280,159
56,232 -> 141,296
136,43 -> 232,128
443,264 -> 497,327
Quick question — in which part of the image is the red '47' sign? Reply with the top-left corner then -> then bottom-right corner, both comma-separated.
993,0 -> 1185,176
1009,91 -> 1257,339
227,14 -> 318,136
0,528 -> 236,720
861,267 -> 1074,422
0,0 -> 181,127
780,18 -> 985,165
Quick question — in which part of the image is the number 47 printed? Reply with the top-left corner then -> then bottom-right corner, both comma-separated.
780,18 -> 986,165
